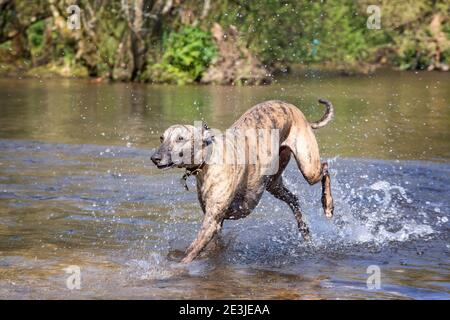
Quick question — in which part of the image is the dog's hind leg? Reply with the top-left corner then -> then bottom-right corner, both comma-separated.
266,147 -> 310,240
283,126 -> 334,218
267,176 -> 310,240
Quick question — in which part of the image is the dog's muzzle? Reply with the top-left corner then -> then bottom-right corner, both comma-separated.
151,152 -> 174,169
150,152 -> 161,165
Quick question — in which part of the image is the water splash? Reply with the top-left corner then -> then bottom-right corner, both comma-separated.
126,254 -> 175,280
255,158 -> 446,256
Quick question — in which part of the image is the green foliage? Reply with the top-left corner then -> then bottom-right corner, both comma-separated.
94,4 -> 128,77
1,0 -> 449,81
210,0 -> 370,66
0,41 -> 11,50
317,1 -> 369,65
393,31 -> 430,70
27,20 -> 45,57
210,0 -> 449,71
443,23 -> 450,63
146,27 -> 217,84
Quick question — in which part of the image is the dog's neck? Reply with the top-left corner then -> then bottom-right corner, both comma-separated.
180,138 -> 220,191
186,162 -> 205,174
181,162 -> 206,191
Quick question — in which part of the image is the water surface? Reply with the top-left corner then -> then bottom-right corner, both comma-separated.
0,71 -> 449,299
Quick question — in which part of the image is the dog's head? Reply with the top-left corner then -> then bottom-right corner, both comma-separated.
151,122 -> 213,169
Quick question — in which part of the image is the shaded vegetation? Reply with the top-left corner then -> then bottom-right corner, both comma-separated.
144,27 -> 217,84
0,0 -> 449,83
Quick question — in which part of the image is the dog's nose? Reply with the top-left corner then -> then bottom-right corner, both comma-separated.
151,153 -> 161,165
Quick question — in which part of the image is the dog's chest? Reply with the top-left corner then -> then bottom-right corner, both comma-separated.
224,183 -> 266,219
195,166 -> 266,219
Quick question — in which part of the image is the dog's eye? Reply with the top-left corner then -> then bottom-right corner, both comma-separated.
160,136 -> 164,143
177,136 -> 184,142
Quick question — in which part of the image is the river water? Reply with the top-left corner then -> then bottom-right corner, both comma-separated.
0,70 -> 449,299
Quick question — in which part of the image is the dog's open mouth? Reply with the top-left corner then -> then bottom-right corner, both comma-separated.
156,162 -> 175,169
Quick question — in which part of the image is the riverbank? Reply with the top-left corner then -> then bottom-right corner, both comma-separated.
0,61 -> 448,84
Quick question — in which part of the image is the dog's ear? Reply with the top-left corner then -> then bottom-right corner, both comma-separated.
202,121 -> 209,131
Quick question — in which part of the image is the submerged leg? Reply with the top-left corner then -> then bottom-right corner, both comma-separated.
181,214 -> 222,263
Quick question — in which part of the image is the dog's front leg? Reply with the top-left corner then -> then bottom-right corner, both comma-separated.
181,213 -> 223,263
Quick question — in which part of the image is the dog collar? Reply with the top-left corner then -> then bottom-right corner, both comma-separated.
180,163 -> 205,191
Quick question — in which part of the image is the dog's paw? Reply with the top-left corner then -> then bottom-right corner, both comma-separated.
324,207 -> 334,219
322,194 -> 334,219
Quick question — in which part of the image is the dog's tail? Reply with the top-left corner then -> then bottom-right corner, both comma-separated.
310,99 -> 334,129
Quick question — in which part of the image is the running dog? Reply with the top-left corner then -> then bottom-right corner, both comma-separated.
151,99 -> 334,263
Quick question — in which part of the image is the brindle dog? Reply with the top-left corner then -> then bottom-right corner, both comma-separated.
151,99 -> 334,263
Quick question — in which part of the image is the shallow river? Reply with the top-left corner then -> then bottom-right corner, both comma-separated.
0,70 -> 449,299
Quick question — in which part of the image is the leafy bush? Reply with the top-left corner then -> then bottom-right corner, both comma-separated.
393,32 -> 431,70
145,27 -> 217,84
27,20 -> 45,57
